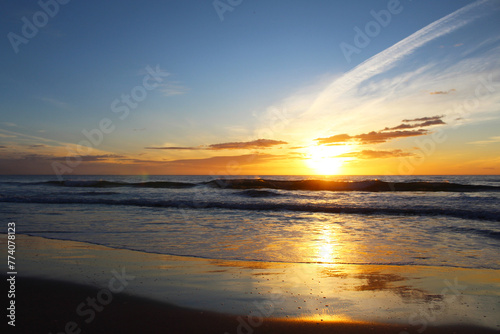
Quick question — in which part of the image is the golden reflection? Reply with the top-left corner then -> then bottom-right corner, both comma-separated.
289,313 -> 359,323
315,223 -> 344,264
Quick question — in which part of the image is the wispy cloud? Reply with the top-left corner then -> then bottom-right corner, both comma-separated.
337,149 -> 413,159
0,122 -> 17,127
209,139 -> 287,150
306,0 -> 490,114
146,139 -> 288,150
257,0 -> 498,143
145,146 -> 200,150
468,136 -> 500,145
40,97 -> 70,109
159,82 -> 189,96
429,89 -> 456,95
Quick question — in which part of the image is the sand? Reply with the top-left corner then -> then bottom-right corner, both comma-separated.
4,234 -> 499,333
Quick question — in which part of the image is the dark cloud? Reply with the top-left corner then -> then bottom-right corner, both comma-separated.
356,130 -> 427,144
316,116 -> 446,145
337,149 -> 413,159
316,130 -> 427,145
383,119 -> 445,131
28,144 -> 47,148
49,154 -> 125,162
402,115 -> 444,122
0,146 -> 7,149
145,146 -> 199,150
146,139 -> 287,151
208,139 -> 287,150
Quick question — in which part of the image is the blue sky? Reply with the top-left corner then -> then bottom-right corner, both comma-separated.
1,0 -> 499,175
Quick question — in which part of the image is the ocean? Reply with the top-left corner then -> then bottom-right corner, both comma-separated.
1,175 -> 499,270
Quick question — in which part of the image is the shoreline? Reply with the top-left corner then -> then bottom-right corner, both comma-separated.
9,275 -> 499,334
4,234 -> 500,332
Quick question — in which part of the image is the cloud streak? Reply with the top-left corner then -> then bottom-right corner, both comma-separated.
337,149 -> 413,159
146,139 -> 288,151
315,116 -> 445,145
306,0 -> 491,115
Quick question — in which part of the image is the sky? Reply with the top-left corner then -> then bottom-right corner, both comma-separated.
1,0 -> 499,176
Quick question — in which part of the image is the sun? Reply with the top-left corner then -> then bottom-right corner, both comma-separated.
305,144 -> 351,175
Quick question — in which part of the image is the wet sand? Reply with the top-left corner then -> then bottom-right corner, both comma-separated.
4,234 -> 500,333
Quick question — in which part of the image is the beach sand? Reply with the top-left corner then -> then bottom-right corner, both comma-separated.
5,234 -> 499,333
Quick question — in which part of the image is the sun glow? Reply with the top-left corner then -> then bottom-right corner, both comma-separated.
305,145 -> 351,175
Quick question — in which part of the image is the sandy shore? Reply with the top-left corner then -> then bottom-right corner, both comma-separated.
8,275 -> 498,334
4,234 -> 500,333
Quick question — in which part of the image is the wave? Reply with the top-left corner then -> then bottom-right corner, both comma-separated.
204,179 -> 500,192
445,226 -> 500,241
234,189 -> 283,198
11,178 -> 500,192
1,196 -> 499,222
40,180 -> 197,188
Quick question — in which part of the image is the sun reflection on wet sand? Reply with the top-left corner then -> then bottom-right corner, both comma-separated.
10,234 -> 500,330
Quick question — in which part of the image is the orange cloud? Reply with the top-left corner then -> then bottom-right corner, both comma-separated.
145,139 -> 288,151
429,89 -> 456,95
208,139 -> 287,150
337,149 -> 413,159
316,115 -> 445,145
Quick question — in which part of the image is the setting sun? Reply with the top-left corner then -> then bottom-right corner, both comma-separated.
305,145 -> 352,175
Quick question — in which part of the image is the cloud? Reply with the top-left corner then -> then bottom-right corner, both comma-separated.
208,139 -> 287,150
146,139 -> 288,151
145,146 -> 200,150
468,136 -> 500,145
315,116 -> 445,145
256,0 -> 497,145
355,130 -> 427,144
0,146 -> 7,149
402,115 -> 445,122
0,122 -> 17,127
0,133 -> 17,138
316,130 -> 427,145
337,149 -> 413,159
314,134 -> 352,145
384,115 -> 446,130
28,144 -> 47,148
305,0 -> 489,112
159,82 -> 189,96
429,89 -> 456,95
40,97 -> 70,109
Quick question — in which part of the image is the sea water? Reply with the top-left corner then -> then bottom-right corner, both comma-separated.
1,175 -> 499,269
